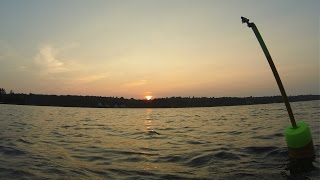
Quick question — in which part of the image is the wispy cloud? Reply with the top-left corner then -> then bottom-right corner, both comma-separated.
32,43 -> 112,86
124,79 -> 147,87
34,44 -> 67,74
75,73 -> 109,83
17,65 -> 27,71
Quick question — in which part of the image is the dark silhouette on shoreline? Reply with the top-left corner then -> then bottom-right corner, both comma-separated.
0,88 -> 319,108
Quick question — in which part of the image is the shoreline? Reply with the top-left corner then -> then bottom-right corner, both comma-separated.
0,95 -> 318,109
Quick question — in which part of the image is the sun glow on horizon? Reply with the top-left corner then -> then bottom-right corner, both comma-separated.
145,96 -> 153,100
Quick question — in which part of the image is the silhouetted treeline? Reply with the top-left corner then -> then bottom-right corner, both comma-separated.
0,88 -> 319,108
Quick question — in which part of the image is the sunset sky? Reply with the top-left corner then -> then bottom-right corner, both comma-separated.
0,0 -> 318,99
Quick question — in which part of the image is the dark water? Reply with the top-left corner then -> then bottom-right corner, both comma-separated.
0,100 -> 319,179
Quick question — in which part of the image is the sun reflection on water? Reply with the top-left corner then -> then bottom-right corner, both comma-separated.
142,109 -> 159,171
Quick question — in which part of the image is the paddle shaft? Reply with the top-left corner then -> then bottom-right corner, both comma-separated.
242,17 -> 297,128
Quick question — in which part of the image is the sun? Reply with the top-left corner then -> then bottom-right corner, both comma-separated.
145,95 -> 153,100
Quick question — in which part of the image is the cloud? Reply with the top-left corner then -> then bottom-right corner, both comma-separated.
17,65 -> 27,71
75,73 -> 109,83
34,44 -> 67,74
124,79 -> 147,87
32,43 -> 112,85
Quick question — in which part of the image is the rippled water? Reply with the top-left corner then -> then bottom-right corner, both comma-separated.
0,100 -> 319,179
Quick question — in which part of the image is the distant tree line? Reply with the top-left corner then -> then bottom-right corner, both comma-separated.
0,88 -> 319,108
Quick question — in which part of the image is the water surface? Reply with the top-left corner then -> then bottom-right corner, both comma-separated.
0,101 -> 319,179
